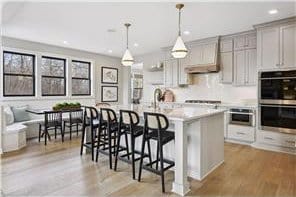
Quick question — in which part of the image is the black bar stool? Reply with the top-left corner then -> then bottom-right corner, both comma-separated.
80,106 -> 100,161
39,111 -> 63,145
138,112 -> 175,193
63,109 -> 83,140
96,108 -> 128,169
114,110 -> 152,179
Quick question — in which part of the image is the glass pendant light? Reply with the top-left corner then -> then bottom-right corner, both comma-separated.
121,23 -> 134,66
171,4 -> 188,59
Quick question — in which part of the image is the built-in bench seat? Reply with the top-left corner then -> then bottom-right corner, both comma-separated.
2,118 -> 44,152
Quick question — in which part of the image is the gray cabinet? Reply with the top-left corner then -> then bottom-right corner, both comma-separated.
220,39 -> 233,52
280,24 -> 296,69
164,59 -> 178,87
220,52 -> 233,83
234,33 -> 256,51
257,21 -> 296,70
234,49 -> 257,86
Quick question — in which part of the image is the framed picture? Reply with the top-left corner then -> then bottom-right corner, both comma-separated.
101,67 -> 118,84
101,86 -> 118,102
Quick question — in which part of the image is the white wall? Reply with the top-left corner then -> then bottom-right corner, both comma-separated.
0,37 -> 124,106
137,50 -> 257,104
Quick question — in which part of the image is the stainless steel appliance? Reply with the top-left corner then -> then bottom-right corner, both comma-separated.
228,108 -> 255,126
259,70 -> 296,134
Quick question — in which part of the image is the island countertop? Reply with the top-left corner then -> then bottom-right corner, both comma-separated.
110,105 -> 227,122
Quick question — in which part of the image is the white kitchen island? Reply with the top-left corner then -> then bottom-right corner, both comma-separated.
109,105 -> 226,196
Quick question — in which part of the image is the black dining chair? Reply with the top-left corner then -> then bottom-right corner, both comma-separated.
80,106 -> 100,161
39,111 -> 63,145
114,110 -> 152,179
63,109 -> 83,140
138,112 -> 175,193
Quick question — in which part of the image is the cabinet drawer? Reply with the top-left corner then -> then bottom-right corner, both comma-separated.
258,131 -> 296,149
227,124 -> 255,142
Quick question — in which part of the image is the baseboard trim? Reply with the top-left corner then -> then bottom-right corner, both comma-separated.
252,142 -> 296,155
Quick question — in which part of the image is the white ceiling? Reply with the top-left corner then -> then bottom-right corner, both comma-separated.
2,1 -> 296,57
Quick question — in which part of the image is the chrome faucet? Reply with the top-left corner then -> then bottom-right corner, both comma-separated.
153,88 -> 162,109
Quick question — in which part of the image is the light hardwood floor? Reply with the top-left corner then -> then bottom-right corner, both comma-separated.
1,135 -> 295,197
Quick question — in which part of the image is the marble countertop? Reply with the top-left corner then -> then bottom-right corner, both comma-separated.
111,105 -> 226,122
159,101 -> 257,109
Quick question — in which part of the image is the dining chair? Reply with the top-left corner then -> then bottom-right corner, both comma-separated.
63,109 -> 83,140
38,111 -> 63,145
138,112 -> 175,193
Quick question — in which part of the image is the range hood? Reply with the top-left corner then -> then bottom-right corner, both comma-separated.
185,64 -> 220,74
184,36 -> 220,74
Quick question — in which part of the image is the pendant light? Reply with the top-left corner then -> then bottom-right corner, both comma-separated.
121,23 -> 134,66
171,4 -> 188,59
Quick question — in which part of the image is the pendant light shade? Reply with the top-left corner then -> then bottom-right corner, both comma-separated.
121,23 -> 134,66
171,4 -> 188,59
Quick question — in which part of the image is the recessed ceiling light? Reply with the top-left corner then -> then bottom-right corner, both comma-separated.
107,29 -> 117,33
183,30 -> 190,35
269,9 -> 278,15
134,43 -> 139,47
63,40 -> 68,44
108,49 -> 113,53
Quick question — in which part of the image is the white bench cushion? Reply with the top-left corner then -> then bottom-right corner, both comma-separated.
5,123 -> 27,134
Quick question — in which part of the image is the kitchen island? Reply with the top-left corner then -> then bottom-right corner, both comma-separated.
109,105 -> 226,196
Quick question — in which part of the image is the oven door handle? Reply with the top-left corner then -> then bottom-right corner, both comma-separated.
260,104 -> 296,108
227,111 -> 254,115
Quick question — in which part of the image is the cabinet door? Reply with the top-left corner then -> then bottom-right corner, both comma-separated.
178,59 -> 192,85
280,24 -> 296,69
220,39 -> 233,52
245,33 -> 257,49
172,59 -> 179,87
245,49 -> 257,85
203,43 -> 217,65
257,27 -> 280,70
234,50 -> 246,86
220,52 -> 233,84
233,36 -> 246,51
164,60 -> 173,87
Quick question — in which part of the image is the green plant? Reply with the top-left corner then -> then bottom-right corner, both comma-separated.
52,102 -> 81,111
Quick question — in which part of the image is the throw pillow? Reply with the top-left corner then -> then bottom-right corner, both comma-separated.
11,105 -> 30,122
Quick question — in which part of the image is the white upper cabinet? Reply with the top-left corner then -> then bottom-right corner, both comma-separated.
256,19 -> 296,70
220,39 -> 233,52
234,32 -> 256,51
234,50 -> 246,86
164,59 -> 178,87
220,52 -> 233,83
257,27 -> 280,70
280,24 -> 296,69
245,49 -> 257,85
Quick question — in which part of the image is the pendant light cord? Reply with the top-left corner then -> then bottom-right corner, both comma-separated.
178,8 -> 181,36
126,25 -> 129,49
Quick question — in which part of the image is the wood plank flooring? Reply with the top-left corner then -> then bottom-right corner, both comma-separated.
1,135 -> 295,197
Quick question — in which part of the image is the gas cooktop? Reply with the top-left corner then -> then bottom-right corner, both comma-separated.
185,100 -> 222,104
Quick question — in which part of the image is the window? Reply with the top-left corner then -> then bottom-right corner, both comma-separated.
41,56 -> 66,96
3,51 -> 35,96
71,60 -> 91,96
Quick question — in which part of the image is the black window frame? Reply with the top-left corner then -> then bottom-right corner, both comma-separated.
3,51 -> 36,97
41,56 -> 66,96
71,60 -> 91,96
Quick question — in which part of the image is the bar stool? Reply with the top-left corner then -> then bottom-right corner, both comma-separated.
80,106 -> 100,161
96,108 -> 128,169
114,110 -> 152,179
138,112 -> 175,193
63,109 -> 83,140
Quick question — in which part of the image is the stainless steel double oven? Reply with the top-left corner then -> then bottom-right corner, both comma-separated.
259,70 -> 296,134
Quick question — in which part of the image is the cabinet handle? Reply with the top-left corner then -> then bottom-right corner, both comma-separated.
237,132 -> 246,135
264,136 -> 274,140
